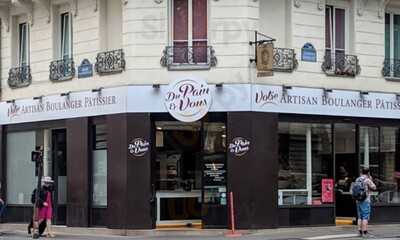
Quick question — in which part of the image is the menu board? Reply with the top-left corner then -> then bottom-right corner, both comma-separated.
203,154 -> 226,186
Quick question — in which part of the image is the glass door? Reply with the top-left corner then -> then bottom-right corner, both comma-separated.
52,129 -> 67,225
201,122 -> 228,228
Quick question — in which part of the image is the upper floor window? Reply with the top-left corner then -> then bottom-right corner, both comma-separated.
323,5 -> 359,77
18,22 -> 29,66
383,13 -> 400,79
61,12 -> 72,60
161,0 -> 217,70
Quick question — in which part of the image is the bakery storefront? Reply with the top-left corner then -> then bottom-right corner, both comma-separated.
0,81 -> 400,229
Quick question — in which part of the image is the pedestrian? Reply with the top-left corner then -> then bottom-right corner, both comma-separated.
28,176 -> 55,238
351,168 -> 376,237
39,176 -> 55,238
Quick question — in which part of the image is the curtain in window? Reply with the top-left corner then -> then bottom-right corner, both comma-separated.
192,0 -> 207,63
19,23 -> 28,66
325,6 -> 345,69
394,15 -> 400,60
61,13 -> 72,60
385,13 -> 391,59
173,0 -> 188,63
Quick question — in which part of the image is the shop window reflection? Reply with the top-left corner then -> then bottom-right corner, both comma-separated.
278,122 -> 333,206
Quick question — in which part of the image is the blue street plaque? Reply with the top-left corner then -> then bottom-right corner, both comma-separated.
78,59 -> 93,78
301,43 -> 317,62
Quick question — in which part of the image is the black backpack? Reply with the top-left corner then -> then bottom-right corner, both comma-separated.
351,177 -> 367,201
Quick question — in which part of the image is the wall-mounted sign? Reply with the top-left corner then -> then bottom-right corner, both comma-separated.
256,43 -> 274,77
301,43 -> 317,62
128,138 -> 150,157
164,77 -> 212,122
228,137 -> 250,156
321,178 -> 334,203
78,59 -> 93,78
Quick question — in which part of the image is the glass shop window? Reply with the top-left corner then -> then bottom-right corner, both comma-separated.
360,126 -> 400,205
92,124 -> 107,206
278,122 -> 333,206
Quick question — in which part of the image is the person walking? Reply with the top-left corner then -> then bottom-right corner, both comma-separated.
39,176 -> 55,238
351,168 -> 376,237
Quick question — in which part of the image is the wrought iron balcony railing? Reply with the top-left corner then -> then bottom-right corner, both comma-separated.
160,45 -> 217,70
49,58 -> 75,82
321,52 -> 361,77
382,58 -> 400,80
273,47 -> 298,72
8,65 -> 32,88
95,49 -> 125,75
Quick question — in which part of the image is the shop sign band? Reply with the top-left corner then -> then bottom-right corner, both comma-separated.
229,137 -> 251,156
165,77 -> 212,122
128,138 -> 150,157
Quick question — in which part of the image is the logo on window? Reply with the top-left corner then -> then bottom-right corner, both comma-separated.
165,77 -> 212,122
128,138 -> 150,157
228,137 -> 251,157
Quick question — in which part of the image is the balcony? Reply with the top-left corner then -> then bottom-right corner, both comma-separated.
382,58 -> 400,80
8,65 -> 32,88
49,58 -> 75,82
273,47 -> 298,72
160,45 -> 217,70
321,52 -> 361,77
95,49 -> 125,75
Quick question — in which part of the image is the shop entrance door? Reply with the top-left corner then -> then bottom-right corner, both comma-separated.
201,122 -> 228,228
334,124 -> 358,222
152,117 -> 227,228
51,129 -> 67,225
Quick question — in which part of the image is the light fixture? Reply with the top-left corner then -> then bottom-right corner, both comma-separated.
33,96 -> 43,102
92,87 -> 104,95
323,88 -> 333,98
156,126 -> 162,130
61,91 -> 71,101
152,84 -> 160,89
216,83 -> 223,88
360,91 -> 369,99
396,94 -> 400,102
282,85 -> 292,96
6,99 -> 15,104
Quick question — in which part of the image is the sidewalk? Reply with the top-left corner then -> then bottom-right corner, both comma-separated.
0,223 -> 399,239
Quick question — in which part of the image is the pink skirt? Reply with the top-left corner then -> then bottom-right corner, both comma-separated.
38,206 -> 52,220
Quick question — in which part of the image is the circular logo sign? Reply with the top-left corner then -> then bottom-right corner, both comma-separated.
128,138 -> 150,157
165,77 -> 212,122
228,137 -> 251,156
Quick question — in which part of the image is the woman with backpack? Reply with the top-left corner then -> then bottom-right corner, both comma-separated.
351,168 -> 376,237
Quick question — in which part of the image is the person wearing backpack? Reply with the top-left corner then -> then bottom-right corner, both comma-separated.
351,168 -> 376,237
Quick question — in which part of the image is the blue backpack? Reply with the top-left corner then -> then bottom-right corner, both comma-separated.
351,177 -> 367,201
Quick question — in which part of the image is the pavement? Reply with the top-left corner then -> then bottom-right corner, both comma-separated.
0,223 -> 399,239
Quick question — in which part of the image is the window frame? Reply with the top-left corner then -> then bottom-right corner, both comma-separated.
325,5 -> 349,54
18,22 -> 29,66
60,11 -> 73,60
169,0 -> 210,48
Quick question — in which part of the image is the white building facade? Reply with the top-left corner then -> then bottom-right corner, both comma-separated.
0,0 -> 399,230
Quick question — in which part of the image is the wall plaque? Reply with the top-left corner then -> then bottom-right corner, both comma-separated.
301,43 -> 317,62
78,59 -> 93,78
128,138 -> 150,157
228,137 -> 250,156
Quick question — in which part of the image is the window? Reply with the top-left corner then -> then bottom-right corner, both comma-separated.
7,131 -> 37,204
60,12 -> 72,60
172,0 -> 208,64
325,5 -> 345,65
278,123 -> 333,206
384,13 -> 400,78
92,124 -> 107,206
18,22 -> 29,66
360,126 -> 400,205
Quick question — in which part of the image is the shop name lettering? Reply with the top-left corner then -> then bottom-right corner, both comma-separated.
255,90 -> 400,111
7,96 -> 117,118
165,83 -> 209,111
128,138 -> 150,157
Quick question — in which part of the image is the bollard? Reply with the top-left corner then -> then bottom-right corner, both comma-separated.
225,191 -> 242,237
